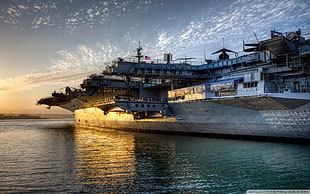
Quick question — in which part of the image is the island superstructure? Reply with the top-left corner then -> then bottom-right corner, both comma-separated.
38,29 -> 310,140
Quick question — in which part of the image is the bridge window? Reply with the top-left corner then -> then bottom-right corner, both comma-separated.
243,81 -> 258,88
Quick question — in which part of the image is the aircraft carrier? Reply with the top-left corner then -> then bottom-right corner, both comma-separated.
38,29 -> 310,140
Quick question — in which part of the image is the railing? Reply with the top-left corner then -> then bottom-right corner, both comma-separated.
264,82 -> 310,93
93,96 -> 167,106
113,52 -> 268,74
200,52 -> 267,70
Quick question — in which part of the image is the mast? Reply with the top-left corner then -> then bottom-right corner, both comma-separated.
136,41 -> 143,63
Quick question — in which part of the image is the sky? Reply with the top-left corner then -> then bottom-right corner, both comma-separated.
0,0 -> 309,114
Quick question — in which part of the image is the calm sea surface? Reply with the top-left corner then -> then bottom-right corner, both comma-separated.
0,119 -> 309,193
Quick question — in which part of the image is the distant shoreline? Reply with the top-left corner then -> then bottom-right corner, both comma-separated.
0,114 -> 73,120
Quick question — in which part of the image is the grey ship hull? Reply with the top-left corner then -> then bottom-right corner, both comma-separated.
74,97 -> 310,140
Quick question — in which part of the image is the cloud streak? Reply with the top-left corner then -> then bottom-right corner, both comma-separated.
0,70 -> 92,93
0,44 -> 123,93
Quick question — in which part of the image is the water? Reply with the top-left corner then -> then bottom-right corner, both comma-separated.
0,119 -> 309,193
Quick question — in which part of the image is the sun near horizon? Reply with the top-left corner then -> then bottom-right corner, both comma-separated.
0,86 -> 72,115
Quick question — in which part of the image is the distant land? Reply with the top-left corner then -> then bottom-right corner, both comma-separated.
0,113 -> 73,120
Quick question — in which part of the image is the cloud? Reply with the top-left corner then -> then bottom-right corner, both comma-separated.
0,70 -> 93,93
0,44 -> 123,94
149,0 -> 310,59
154,32 -> 175,51
0,0 -> 154,31
0,67 -> 101,94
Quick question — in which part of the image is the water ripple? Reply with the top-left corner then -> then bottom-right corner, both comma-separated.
0,119 -> 309,193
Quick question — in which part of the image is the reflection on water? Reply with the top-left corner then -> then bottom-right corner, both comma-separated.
0,119 -> 309,193
0,119 -> 77,193
74,126 -> 310,193
74,127 -> 137,192
73,126 -> 210,193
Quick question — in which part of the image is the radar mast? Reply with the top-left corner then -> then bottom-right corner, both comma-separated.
136,41 -> 143,63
